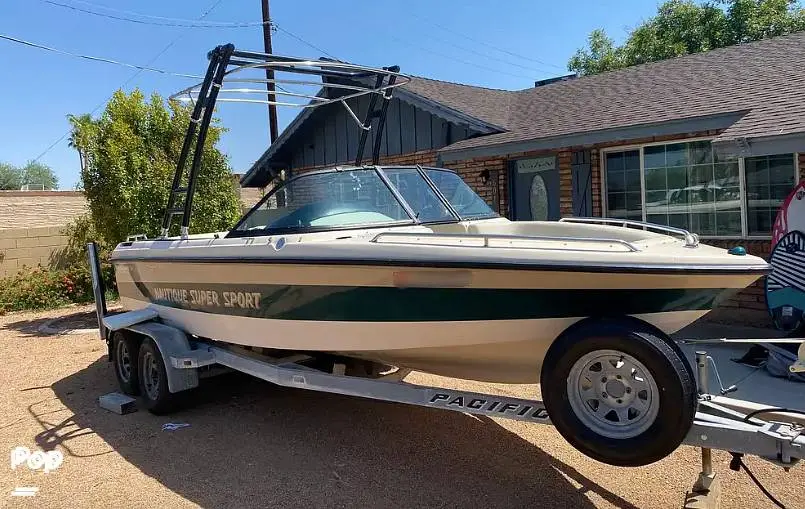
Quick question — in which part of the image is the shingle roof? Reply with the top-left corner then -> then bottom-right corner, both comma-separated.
400,77 -> 513,130
401,31 -> 805,154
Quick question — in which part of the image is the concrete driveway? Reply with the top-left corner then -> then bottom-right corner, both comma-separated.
1,305 -> 803,508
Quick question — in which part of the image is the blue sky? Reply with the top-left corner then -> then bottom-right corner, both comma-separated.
0,0 -> 659,189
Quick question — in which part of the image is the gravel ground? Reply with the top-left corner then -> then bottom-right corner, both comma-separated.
1,305 -> 803,509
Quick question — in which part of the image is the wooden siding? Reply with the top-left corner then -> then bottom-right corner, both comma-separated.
276,96 -> 472,169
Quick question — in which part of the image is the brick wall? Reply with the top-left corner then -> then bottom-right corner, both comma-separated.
800,152 -> 805,181
288,149 -> 439,175
701,239 -> 772,326
0,226 -> 69,277
558,150 -> 573,217
457,148 -> 570,218
590,148 -> 603,217
443,155 -> 508,215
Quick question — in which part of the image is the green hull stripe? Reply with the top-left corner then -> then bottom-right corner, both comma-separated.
117,282 -> 736,322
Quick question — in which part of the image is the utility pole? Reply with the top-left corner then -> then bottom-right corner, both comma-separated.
261,0 -> 279,143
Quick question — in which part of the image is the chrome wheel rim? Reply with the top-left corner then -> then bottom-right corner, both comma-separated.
116,341 -> 132,383
141,351 -> 160,400
567,349 -> 660,439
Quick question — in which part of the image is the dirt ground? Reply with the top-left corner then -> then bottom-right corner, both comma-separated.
1,305 -> 803,509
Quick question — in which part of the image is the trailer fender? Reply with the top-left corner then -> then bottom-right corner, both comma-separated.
124,322 -> 199,393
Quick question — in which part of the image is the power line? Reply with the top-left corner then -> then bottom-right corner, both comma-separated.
273,25 -> 338,59
0,34 -> 202,78
40,0 -> 271,28
387,34 -> 535,80
409,28 -> 556,75
26,0 -> 224,164
407,12 -> 566,71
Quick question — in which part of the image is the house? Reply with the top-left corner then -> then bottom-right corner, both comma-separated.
240,32 -> 805,325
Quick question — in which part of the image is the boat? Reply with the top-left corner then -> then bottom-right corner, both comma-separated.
112,164 -> 770,383
110,43 -> 769,383
106,44 -> 774,465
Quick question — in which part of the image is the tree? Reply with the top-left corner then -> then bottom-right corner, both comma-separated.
21,161 -> 58,190
569,0 -> 805,75
567,30 -> 627,76
68,89 -> 242,245
0,161 -> 58,190
0,162 -> 22,190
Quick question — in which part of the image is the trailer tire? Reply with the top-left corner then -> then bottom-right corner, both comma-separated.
541,317 -> 696,467
137,338 -> 180,415
112,331 -> 140,396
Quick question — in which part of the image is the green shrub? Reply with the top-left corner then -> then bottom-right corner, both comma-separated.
69,89 -> 242,245
51,215 -> 112,269
0,263 -> 115,314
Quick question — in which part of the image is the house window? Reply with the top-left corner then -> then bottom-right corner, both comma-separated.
605,150 -> 642,220
643,141 -> 741,236
744,154 -> 798,235
604,141 -> 798,238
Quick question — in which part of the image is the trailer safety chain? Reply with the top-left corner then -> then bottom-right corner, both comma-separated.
729,453 -> 787,509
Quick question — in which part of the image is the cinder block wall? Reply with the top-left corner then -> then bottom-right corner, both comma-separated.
0,190 -> 87,278
0,226 -> 69,277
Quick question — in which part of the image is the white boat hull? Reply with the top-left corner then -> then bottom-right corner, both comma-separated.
113,257 -> 750,382
118,297 -> 706,382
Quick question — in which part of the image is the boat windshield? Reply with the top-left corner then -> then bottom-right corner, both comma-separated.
229,166 -> 497,236
382,167 -> 455,222
424,169 -> 498,220
231,169 -> 412,234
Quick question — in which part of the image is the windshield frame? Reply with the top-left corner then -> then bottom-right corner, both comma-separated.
226,165 -> 493,238
421,168 -> 500,221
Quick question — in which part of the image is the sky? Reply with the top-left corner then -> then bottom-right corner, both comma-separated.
0,0 -> 660,189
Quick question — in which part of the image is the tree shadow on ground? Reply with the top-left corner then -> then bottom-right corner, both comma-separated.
2,314 -> 55,338
2,306 -> 117,338
39,358 -> 641,509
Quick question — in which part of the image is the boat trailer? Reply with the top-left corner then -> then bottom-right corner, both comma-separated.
88,244 -> 803,509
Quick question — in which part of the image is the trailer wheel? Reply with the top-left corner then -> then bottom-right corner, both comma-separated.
137,338 -> 179,415
112,331 -> 140,396
541,317 -> 696,467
